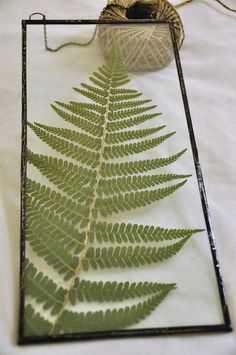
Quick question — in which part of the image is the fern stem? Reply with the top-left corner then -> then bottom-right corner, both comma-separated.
49,52 -> 117,336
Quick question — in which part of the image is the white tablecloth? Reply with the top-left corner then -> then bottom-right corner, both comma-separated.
0,1 -> 235,354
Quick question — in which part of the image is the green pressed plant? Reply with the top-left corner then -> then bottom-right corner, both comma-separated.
24,42 -> 203,337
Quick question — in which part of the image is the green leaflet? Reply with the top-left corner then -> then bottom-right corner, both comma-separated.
55,101 -> 104,125
25,260 -> 66,315
24,304 -> 52,337
28,122 -> 100,168
107,112 -> 162,131
25,259 -> 175,307
95,181 -> 187,217
82,237 -> 190,270
55,288 -> 174,333
24,285 -> 174,336
51,104 -> 103,137
102,132 -> 176,159
105,126 -> 166,144
26,179 -> 90,227
24,40 -> 204,338
33,122 -> 102,150
26,220 -> 79,281
100,149 -> 187,177
69,279 -> 176,303
90,221 -> 204,244
26,197 -> 85,253
27,150 -> 96,199
97,173 -> 191,196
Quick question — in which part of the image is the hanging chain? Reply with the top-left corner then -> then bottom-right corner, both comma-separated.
29,12 -> 100,52
29,4 -> 128,52
43,22 -> 98,52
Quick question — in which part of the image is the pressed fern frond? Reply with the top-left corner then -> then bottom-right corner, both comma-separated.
51,104 -> 103,137
82,237 -> 190,270
100,149 -> 187,177
90,221 -> 203,244
33,122 -> 102,150
54,288 -> 174,334
25,259 -> 175,307
24,285 -> 174,336
69,279 -> 176,303
24,40 -> 204,338
102,132 -> 175,159
95,181 -> 187,217
97,173 -> 191,196
26,179 -> 90,227
107,112 -> 162,131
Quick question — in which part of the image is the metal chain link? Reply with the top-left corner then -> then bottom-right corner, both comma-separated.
29,4 -> 131,52
43,22 -> 98,52
29,13 -> 98,52
30,2 -> 158,53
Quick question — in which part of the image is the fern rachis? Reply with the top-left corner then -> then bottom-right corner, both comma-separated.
24,42 -> 204,338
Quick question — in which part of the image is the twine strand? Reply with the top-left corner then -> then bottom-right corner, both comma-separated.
176,0 -> 236,13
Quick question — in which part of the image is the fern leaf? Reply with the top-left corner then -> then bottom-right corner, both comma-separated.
69,279 -> 175,304
89,76 -> 110,90
55,287 -> 174,333
111,88 -> 140,95
23,39 -> 203,338
105,126 -> 165,144
93,71 -> 111,84
27,151 -> 97,182
51,104 -> 103,137
108,105 -> 157,121
100,149 -> 187,177
26,197 -> 85,253
112,78 -> 130,88
25,260 -> 66,315
55,101 -> 104,125
32,123 -> 101,151
28,122 -> 100,168
69,102 -> 106,115
91,221 -> 204,244
26,179 -> 89,227
97,65 -> 111,79
109,99 -> 152,111
25,260 -> 175,307
76,83 -> 108,97
95,181 -> 187,217
83,238 -> 189,270
110,92 -> 143,102
26,220 -> 78,280
73,88 -> 107,105
103,132 -> 175,160
98,174 -> 190,196
24,304 -> 52,336
27,150 -> 96,199
106,112 -> 162,132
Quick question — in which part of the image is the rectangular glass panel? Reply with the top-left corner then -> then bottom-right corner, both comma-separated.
19,20 -> 230,344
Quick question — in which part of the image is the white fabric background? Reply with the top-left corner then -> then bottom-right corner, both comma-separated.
0,0 -> 235,354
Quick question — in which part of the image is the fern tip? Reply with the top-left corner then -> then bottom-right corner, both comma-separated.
169,283 -> 177,289
193,229 -> 205,234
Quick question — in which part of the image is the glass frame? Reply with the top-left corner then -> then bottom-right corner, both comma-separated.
19,18 -> 231,345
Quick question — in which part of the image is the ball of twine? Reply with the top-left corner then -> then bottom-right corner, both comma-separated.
98,0 -> 184,71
